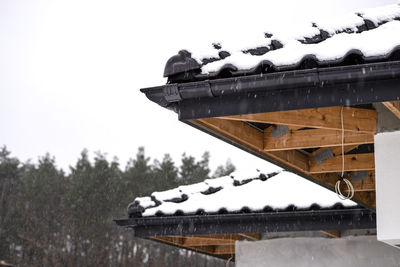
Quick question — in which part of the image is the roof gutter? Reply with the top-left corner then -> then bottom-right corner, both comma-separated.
141,60 -> 400,119
115,208 -> 375,237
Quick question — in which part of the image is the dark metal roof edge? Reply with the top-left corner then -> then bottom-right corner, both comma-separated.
115,208 -> 375,237
141,60 -> 400,118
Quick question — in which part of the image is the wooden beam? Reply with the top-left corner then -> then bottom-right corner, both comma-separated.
196,118 -> 309,173
309,153 -> 375,174
185,245 -> 215,254
213,245 -> 235,255
152,236 -> 235,258
311,145 -> 359,158
192,118 -> 376,210
151,236 -> 184,245
383,101 -> 400,119
309,146 -> 375,192
311,173 -> 376,209
333,173 -> 376,192
310,168 -> 374,192
197,118 -> 263,151
220,106 -> 377,133
184,244 -> 236,256
321,230 -> 341,238
238,233 -> 261,241
264,128 -> 373,151
191,234 -> 243,240
350,171 -> 375,192
183,237 -> 235,247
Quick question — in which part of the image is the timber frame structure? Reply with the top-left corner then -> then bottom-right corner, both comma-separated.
142,60 -> 400,211
133,58 -> 400,259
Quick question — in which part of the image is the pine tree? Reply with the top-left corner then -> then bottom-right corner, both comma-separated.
213,159 -> 236,177
179,152 -> 210,184
0,146 -> 235,266
0,147 -> 20,262
152,154 -> 179,190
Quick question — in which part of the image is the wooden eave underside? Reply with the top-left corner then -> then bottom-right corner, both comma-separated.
191,106 -> 377,210
151,234 -> 259,260
148,105 -> 387,259
151,231 -> 343,260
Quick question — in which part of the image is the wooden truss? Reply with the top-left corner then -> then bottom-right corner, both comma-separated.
192,106 -> 377,210
146,105 -> 386,260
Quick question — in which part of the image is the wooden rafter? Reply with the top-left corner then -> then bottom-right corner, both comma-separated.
383,101 -> 400,119
352,171 -> 376,192
321,230 -> 341,238
183,237 -> 235,247
310,172 -> 376,209
238,233 -> 261,241
213,245 -> 235,255
264,128 -> 373,151
151,235 -> 238,258
309,146 -> 376,191
311,145 -> 359,158
195,118 -> 309,173
190,234 -> 243,240
192,116 -> 376,210
309,153 -> 375,174
185,244 -> 235,255
311,171 -> 375,192
220,106 -> 377,133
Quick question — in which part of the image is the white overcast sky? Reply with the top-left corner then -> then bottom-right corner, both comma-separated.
0,0 -> 398,172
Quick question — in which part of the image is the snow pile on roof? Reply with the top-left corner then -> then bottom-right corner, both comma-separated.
183,3 -> 400,74
128,170 -> 357,217
358,4 -> 400,25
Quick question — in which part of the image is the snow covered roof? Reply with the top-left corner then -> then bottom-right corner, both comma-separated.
127,169 -> 357,218
163,3 -> 400,82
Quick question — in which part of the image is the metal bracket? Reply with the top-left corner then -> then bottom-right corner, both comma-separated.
163,84 -> 181,102
351,170 -> 369,183
271,125 -> 290,139
314,148 -> 334,165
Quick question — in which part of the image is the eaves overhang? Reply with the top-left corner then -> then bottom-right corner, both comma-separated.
141,61 -> 400,120
115,208 -> 375,237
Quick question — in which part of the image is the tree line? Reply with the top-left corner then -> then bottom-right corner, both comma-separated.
0,146 -> 235,266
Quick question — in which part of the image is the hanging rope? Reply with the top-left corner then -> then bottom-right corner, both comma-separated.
226,256 -> 233,267
226,234 -> 233,266
335,106 -> 354,200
